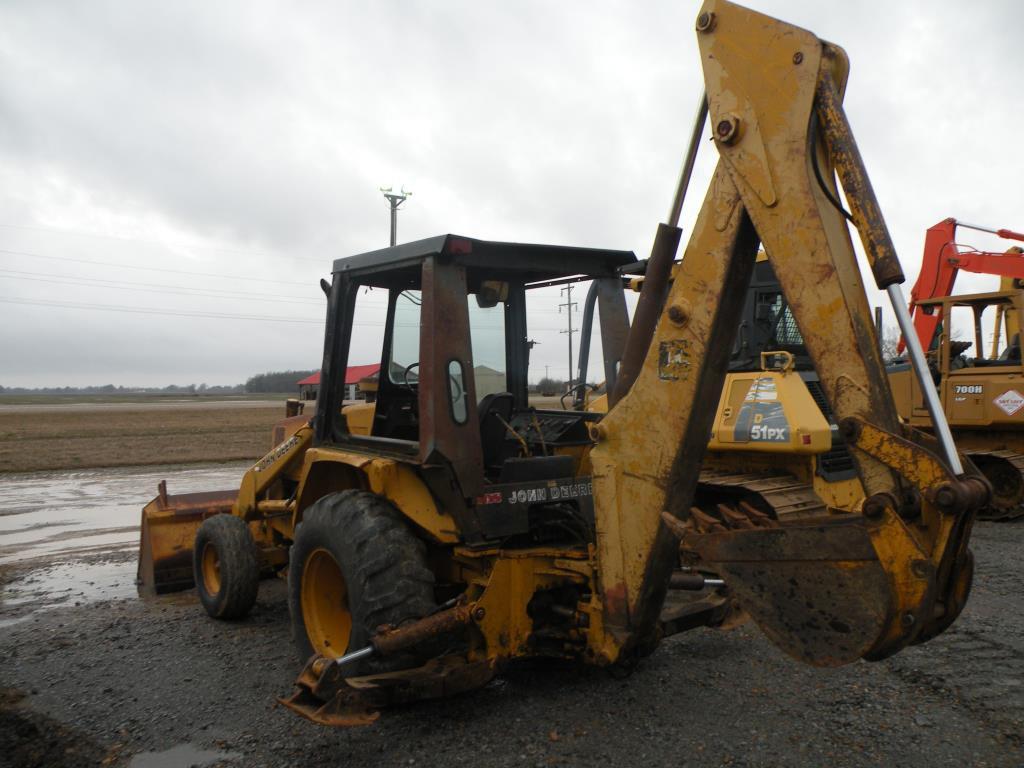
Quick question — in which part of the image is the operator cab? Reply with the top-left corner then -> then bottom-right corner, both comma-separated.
730,256 -> 812,372
314,235 -> 635,543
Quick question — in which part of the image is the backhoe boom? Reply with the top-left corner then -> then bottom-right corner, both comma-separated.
590,0 -> 985,664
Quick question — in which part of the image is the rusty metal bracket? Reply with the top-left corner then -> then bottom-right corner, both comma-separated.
372,602 -> 479,657
277,602 -> 487,726
279,655 -> 497,727
839,418 -> 989,514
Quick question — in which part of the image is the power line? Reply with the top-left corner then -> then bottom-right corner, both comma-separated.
0,246 -> 604,311
0,296 -> 326,324
0,247 -> 319,285
0,269 -> 322,305
0,294 -> 573,332
0,221 -> 325,264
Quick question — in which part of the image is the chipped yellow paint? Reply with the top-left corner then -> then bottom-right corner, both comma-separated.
295,447 -> 459,544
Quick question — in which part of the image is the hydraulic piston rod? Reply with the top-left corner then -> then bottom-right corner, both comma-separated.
957,221 -> 1024,243
323,601 -> 478,672
611,91 -> 708,407
329,645 -> 375,670
667,91 -> 709,228
815,67 -> 962,475
887,282 -> 963,475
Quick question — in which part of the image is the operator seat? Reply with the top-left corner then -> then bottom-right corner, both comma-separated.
999,334 -> 1021,363
478,392 -> 515,475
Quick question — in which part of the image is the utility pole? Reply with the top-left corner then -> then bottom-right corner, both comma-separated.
559,285 -> 578,390
380,186 -> 412,246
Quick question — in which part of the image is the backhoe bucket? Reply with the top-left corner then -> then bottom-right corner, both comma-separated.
684,516 -> 893,666
137,481 -> 236,597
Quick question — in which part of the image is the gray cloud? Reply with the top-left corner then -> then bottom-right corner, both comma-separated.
0,0 -> 1020,386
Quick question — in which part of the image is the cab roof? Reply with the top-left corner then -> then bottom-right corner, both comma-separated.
332,234 -> 637,287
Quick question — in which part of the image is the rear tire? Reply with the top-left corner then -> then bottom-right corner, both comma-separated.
288,490 -> 436,675
193,514 -> 260,620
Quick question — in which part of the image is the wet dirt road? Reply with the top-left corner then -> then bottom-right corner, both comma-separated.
0,463 -> 247,628
1,468 -> 1022,767
0,400 -> 284,414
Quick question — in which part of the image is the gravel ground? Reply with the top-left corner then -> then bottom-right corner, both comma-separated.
1,522 -> 1021,768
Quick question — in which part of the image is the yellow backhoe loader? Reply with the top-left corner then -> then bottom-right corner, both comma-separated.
138,0 -> 986,726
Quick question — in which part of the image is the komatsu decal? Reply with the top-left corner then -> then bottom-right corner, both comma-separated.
733,391 -> 791,443
750,421 -> 789,441
744,376 -> 778,402
954,384 -> 983,395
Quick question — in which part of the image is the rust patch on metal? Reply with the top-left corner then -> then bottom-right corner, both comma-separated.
372,603 -> 475,657
602,582 -> 630,628
685,514 -> 890,666
279,655 -> 496,727
137,486 -> 237,596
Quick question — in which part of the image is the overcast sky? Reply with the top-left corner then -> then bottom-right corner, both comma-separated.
0,1 -> 1020,388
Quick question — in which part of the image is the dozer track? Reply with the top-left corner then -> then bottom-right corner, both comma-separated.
696,469 -> 827,523
964,449 -> 1024,521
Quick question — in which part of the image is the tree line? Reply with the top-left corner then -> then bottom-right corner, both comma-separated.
243,370 -> 318,393
1,370 -> 319,395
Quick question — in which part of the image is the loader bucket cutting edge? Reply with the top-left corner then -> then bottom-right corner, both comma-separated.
137,488 -> 237,596
686,516 -> 892,667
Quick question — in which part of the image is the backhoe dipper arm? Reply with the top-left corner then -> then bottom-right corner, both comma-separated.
589,0 -> 985,667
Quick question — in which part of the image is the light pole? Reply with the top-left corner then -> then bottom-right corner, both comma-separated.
380,186 -> 412,246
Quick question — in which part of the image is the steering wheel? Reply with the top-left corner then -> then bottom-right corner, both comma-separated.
400,361 -> 465,402
561,382 -> 598,411
448,372 -> 464,401
400,362 -> 420,389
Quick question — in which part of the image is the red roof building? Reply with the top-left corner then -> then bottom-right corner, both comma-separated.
297,364 -> 380,400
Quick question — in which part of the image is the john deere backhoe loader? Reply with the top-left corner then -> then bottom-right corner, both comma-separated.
138,0 -> 986,726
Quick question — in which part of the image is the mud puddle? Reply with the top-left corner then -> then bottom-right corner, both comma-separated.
129,743 -> 241,768
0,463 -> 248,624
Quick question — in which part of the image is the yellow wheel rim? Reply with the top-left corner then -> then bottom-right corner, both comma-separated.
201,542 -> 221,596
301,547 -> 352,658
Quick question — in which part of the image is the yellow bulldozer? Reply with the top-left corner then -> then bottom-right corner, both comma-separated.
887,218 -> 1024,520
574,251 -> 866,521
138,0 -> 986,726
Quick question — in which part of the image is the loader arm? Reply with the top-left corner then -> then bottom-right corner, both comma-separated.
590,0 -> 985,666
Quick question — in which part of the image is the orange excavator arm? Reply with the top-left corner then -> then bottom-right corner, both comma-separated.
900,218 -> 1024,353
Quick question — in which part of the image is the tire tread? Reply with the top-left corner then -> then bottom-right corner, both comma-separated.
193,514 -> 259,620
288,490 -> 436,673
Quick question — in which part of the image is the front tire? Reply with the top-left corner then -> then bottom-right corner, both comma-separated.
193,514 -> 260,619
288,490 -> 436,675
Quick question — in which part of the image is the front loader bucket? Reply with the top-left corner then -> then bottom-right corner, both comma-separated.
137,481 -> 236,597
